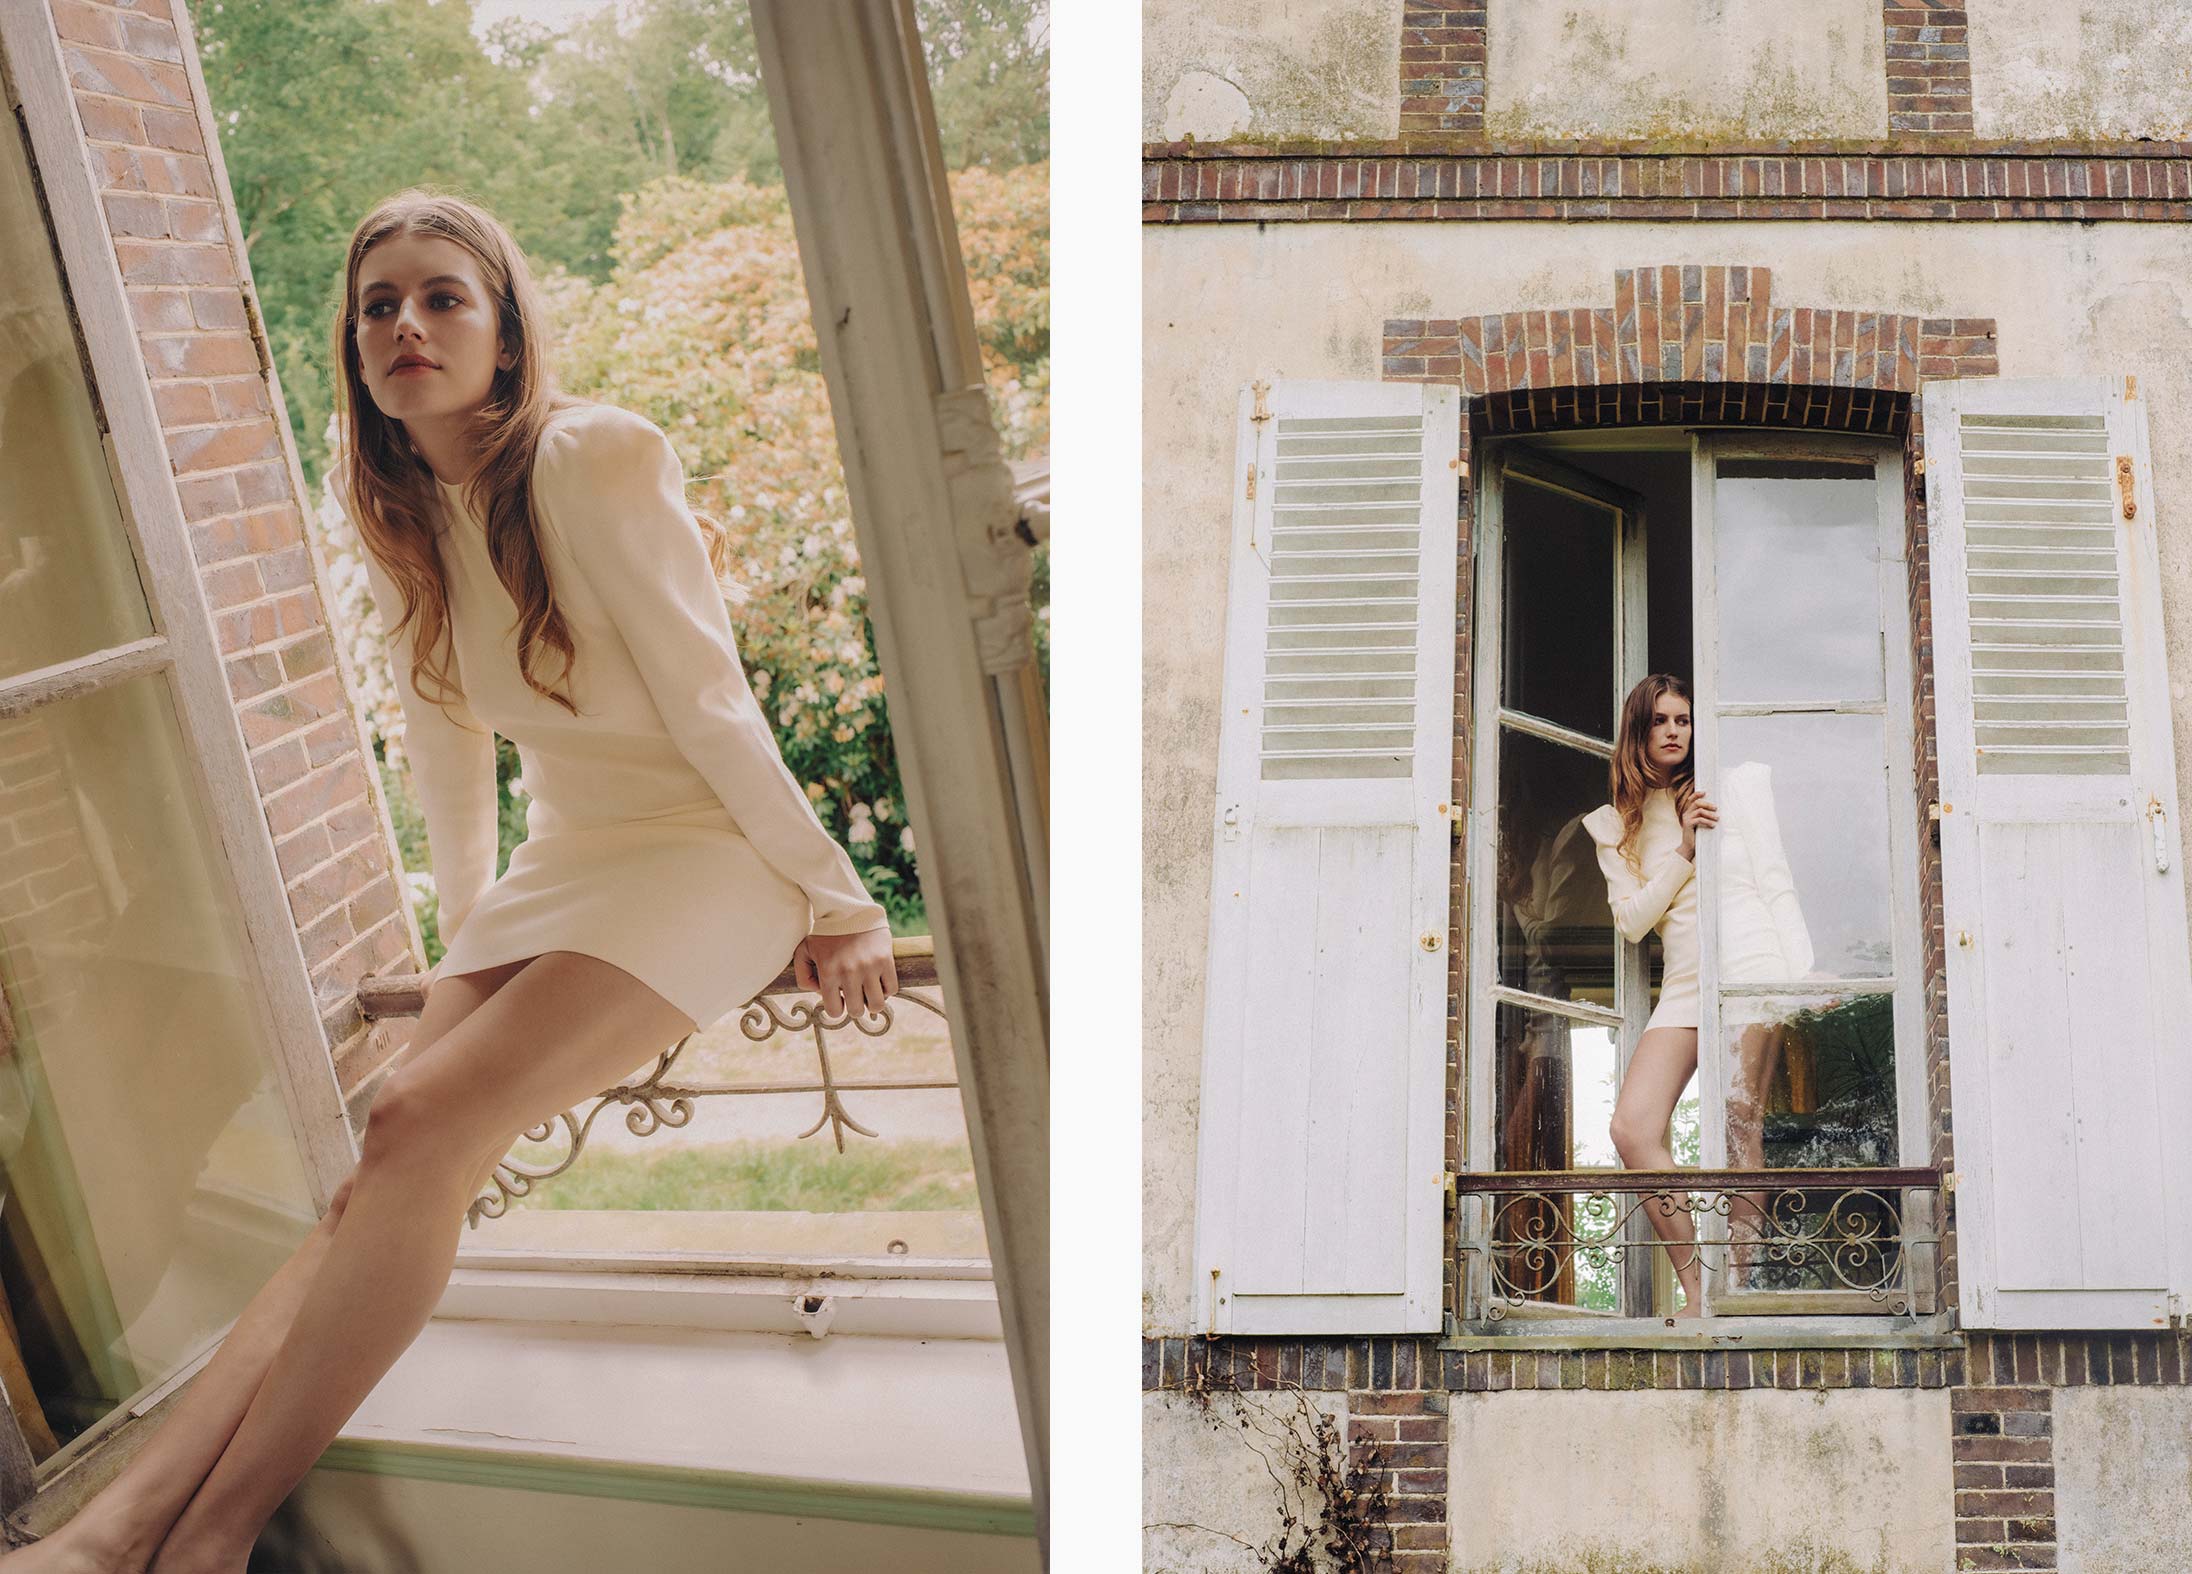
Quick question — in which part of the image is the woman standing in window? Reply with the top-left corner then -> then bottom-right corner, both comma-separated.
1582,674 -> 1714,1318
9,191 -> 896,1574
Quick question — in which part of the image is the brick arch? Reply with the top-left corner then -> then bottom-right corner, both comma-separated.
1382,264 -> 1997,435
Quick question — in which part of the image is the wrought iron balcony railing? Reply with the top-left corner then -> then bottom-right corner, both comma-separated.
1452,1166 -> 1944,1322
356,937 -> 947,1226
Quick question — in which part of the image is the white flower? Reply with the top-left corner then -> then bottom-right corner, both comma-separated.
507,776 -> 529,799
801,533 -> 822,558
899,826 -> 915,854
846,806 -> 876,846
617,297 -> 640,315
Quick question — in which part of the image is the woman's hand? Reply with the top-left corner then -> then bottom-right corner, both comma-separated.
1677,783 -> 1718,860
794,926 -> 900,1019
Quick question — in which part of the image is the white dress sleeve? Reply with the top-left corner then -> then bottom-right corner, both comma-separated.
533,407 -> 890,938
1583,803 -> 1694,944
345,480 -> 500,951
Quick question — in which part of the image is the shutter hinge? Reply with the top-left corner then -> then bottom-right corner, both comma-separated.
2168,1292 -> 2187,1330
1928,801 -> 1950,820
1942,1169 -> 1959,1196
1912,456 -> 1926,476
1245,465 -> 1257,501
1250,379 -> 1272,425
1443,1170 -> 1458,1209
2116,455 -> 2137,521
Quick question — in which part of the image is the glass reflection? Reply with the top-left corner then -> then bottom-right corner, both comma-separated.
1713,461 -> 1880,703
1502,476 -> 1616,737
1,103 -> 156,684
1493,1002 -> 1622,1309
0,679 -> 315,1458
1717,714 -> 1891,979
1496,729 -> 1617,1006
1721,992 -> 1901,1293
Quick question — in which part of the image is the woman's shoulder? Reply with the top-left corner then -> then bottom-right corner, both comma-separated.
1581,803 -> 1623,844
534,400 -> 675,486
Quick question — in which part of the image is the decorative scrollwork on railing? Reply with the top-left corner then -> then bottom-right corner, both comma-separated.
464,984 -> 950,1227
1454,1167 -> 1941,1321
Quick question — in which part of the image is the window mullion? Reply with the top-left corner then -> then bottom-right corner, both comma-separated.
0,636 -> 171,721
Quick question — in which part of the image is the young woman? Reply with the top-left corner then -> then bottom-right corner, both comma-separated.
8,191 -> 895,1573
1581,675 -> 1716,1318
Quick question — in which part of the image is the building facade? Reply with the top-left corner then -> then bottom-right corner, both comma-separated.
1143,4 -> 2192,1570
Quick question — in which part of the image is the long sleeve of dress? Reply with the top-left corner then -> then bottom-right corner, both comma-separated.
350,514 -> 501,951
533,408 -> 889,938
1583,806 -> 1694,944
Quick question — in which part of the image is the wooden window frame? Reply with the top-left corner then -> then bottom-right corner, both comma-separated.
0,8 -> 357,1504
1456,427 -> 1940,1333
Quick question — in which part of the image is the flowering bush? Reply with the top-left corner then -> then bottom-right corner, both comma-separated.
316,164 -> 1047,937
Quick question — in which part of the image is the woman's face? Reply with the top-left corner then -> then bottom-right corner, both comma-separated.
352,232 -> 510,424
1647,691 -> 1691,773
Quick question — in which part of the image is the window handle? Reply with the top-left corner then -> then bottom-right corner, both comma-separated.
2151,796 -> 2171,874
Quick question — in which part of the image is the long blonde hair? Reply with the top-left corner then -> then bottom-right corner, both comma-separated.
332,188 -> 740,724
1609,673 -> 1693,874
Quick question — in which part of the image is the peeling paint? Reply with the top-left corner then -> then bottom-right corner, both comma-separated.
1971,0 -> 2192,141
1142,0 -> 1403,143
1483,0 -> 1888,141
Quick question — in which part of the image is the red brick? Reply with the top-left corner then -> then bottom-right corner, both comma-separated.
64,44 -> 190,108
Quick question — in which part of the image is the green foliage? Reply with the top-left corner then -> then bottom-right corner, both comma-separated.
512,1138 -> 978,1213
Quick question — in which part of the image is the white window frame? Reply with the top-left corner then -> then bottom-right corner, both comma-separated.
0,4 -> 357,1505
1457,427 -> 1939,1333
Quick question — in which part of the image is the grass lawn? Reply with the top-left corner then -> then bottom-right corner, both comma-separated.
510,1138 -> 979,1213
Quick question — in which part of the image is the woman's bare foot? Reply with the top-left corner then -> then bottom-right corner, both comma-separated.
0,1515 -> 154,1574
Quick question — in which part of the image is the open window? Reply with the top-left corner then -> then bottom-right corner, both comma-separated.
1458,429 -> 1936,1328
0,15 -> 352,1503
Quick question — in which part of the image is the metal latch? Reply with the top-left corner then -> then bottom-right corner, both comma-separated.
2117,455 -> 2137,521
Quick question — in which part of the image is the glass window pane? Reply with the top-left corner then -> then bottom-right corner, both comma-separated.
1492,1002 -> 1624,1310
1719,991 -> 1903,1295
0,677 -> 315,1459
1502,476 -> 1616,738
1496,728 -> 1616,1007
1493,1002 -> 1621,1173
1715,713 -> 1893,980
1,105 -> 156,683
1712,461 -> 1881,703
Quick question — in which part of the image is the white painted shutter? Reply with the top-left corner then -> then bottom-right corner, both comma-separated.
1190,380 -> 1461,1334
1924,377 -> 2192,1329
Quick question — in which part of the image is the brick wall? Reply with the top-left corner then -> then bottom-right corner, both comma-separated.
1885,1 -> 1976,135
1398,1 -> 1486,138
42,0 -> 417,1107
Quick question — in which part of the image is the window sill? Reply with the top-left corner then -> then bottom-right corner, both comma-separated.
1444,1310 -> 1961,1350
432,1260 -> 1003,1341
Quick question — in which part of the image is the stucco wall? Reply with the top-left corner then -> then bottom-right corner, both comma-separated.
1483,0 -> 1888,141
2053,1386 -> 2192,1572
1142,220 -> 2192,1330
1141,0 -> 1404,143
1142,1390 -> 1350,1573
1447,1388 -> 1954,1573
1139,1 -> 2192,146
1969,0 -> 2192,142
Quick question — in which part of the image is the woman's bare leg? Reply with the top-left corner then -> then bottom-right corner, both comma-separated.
142,952 -> 695,1574
1610,1026 -> 1703,1318
0,960 -> 534,1573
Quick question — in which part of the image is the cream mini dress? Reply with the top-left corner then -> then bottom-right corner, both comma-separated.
345,401 -> 889,1033
1583,767 -> 1817,1034
1583,789 -> 1699,1031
